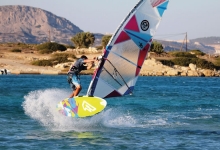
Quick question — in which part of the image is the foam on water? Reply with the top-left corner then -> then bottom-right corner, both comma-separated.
23,89 -> 142,132
23,89 -> 69,128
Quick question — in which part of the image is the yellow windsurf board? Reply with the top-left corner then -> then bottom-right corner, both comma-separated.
56,96 -> 107,118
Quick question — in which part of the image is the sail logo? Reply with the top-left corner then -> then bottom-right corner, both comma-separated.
82,101 -> 96,112
140,20 -> 149,31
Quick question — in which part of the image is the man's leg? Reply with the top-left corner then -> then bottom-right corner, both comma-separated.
69,74 -> 81,98
69,85 -> 81,98
74,85 -> 82,96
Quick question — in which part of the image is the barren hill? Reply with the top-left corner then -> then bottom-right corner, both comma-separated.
0,5 -> 83,44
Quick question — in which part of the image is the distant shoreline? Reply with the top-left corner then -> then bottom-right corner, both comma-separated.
1,69 -> 219,77
1,46 -> 219,77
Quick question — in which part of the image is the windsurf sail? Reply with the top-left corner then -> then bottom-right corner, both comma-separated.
87,0 -> 169,98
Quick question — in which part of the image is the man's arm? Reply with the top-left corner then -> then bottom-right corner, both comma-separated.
84,59 -> 95,70
83,59 -> 95,63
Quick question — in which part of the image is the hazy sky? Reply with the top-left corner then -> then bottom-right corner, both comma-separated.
1,0 -> 220,40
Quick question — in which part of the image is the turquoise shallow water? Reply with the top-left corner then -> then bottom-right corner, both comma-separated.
0,75 -> 220,149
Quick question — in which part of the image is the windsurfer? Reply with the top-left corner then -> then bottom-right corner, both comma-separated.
67,55 -> 95,98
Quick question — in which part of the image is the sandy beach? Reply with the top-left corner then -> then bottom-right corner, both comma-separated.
0,49 -> 101,75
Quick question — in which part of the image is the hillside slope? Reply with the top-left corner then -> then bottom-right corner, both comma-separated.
158,39 -> 217,54
0,5 -> 83,44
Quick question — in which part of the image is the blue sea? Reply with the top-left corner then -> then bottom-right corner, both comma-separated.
0,75 -> 220,149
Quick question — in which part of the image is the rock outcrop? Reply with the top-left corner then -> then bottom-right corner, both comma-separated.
140,58 -> 219,77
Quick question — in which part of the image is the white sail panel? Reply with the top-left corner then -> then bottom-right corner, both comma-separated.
110,39 -> 139,67
92,78 -> 116,98
87,0 -> 169,98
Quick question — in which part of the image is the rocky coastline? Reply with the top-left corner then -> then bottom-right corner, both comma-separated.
140,58 -> 220,77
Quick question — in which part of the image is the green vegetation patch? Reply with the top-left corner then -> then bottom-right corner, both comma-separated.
32,53 -> 77,67
213,57 -> 220,69
11,48 -> 22,53
150,41 -> 164,54
51,53 -> 76,64
31,60 -> 53,66
158,59 -> 174,67
95,45 -> 104,50
101,35 -> 112,48
194,58 -> 215,69
189,49 -> 205,56
36,42 -> 67,54
160,57 -> 215,70
170,51 -> 196,58
71,32 -> 95,48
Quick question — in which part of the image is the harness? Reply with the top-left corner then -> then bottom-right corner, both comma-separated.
69,58 -> 87,74
70,66 -> 79,74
